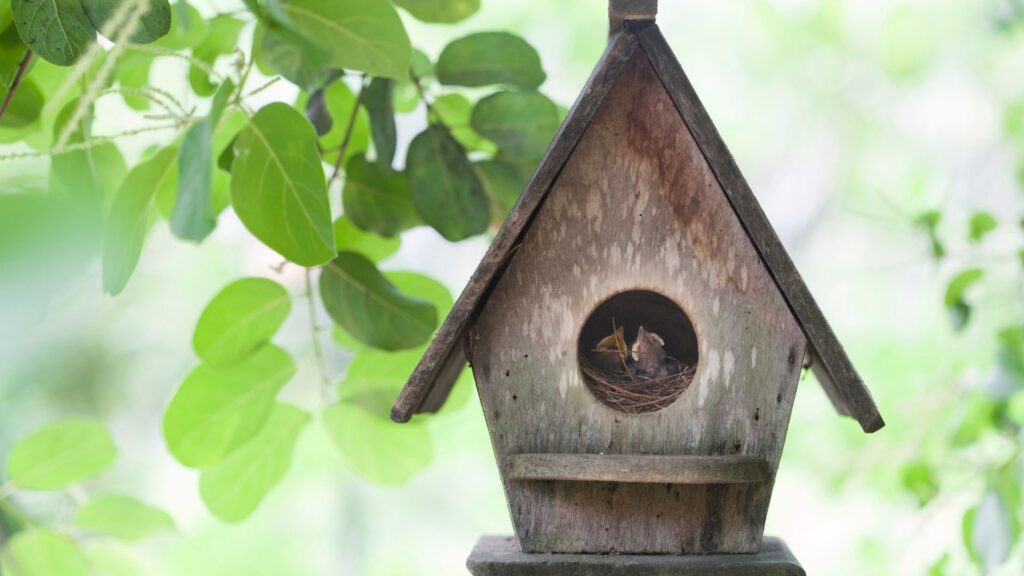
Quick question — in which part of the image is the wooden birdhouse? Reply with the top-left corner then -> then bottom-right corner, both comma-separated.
393,0 -> 883,566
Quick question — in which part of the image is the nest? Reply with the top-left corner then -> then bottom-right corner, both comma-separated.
580,356 -> 696,414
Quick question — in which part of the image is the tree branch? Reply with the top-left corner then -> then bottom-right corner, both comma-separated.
0,50 -> 34,123
327,74 -> 368,187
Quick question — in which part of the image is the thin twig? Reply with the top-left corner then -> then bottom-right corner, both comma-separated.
0,123 -> 185,161
124,44 -> 223,80
305,269 -> 332,404
327,74 -> 369,187
98,86 -> 182,120
55,0 -> 147,149
244,76 -> 282,99
408,70 -> 440,124
232,49 -> 256,105
0,50 -> 34,122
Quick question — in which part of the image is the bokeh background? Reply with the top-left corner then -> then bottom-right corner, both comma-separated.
2,0 -> 1024,574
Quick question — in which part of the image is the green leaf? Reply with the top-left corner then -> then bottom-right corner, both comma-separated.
50,101 -> 128,227
81,0 -> 172,44
0,78 -> 42,128
232,102 -> 336,266
102,146 -> 178,295
74,494 -> 176,541
171,80 -> 234,242
323,401 -> 432,485
436,32 -> 545,88
332,216 -> 400,263
342,155 -> 419,237
476,159 -> 529,221
363,77 -> 396,167
1,530 -> 88,576
159,109 -> 243,219
280,0 -> 411,79
319,252 -> 436,351
899,461 -> 938,506
1008,391 -> 1024,426
394,0 -> 479,23
199,403 -> 310,522
944,268 -> 983,332
11,0 -> 95,66
964,489 -> 1016,571
192,278 -> 292,367
996,326 -> 1024,390
334,272 -> 456,413
163,344 -> 295,468
406,125 -> 489,241
968,211 -> 997,243
471,91 -> 559,162
432,93 -> 495,153
115,50 -> 155,110
80,541 -> 150,576
254,24 -> 333,93
331,270 -> 450,351
154,1 -> 204,50
5,419 -> 116,490
188,15 -> 244,96
245,0 -> 331,79
315,80 -> 370,166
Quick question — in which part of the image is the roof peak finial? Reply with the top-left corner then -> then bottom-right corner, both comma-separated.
609,0 -> 658,37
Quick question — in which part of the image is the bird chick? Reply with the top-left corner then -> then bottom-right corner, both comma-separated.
592,325 -> 629,375
631,326 -> 667,378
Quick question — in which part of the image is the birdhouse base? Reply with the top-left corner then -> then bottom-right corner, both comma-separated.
467,536 -> 804,576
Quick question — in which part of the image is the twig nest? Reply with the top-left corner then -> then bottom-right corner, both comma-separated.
581,324 -> 696,414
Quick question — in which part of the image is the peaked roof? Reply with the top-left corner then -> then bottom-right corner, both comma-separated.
392,23 -> 884,434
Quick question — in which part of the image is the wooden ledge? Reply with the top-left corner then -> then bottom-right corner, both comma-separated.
506,454 -> 771,485
467,536 -> 805,576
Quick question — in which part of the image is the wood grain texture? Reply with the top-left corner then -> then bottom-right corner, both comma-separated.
467,536 -> 805,576
391,30 -> 640,423
471,52 -> 807,554
636,26 -> 883,433
507,454 -> 770,484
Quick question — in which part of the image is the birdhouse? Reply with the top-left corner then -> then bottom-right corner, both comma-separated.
392,0 -> 883,561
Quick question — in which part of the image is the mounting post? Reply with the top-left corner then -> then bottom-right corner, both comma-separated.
610,0 -> 658,36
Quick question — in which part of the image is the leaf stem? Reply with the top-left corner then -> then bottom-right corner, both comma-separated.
0,482 -> 13,501
0,49 -> 34,123
305,269 -> 332,404
327,74 -> 368,188
409,70 -> 443,127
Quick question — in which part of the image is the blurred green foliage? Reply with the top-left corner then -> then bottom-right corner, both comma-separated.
0,0 -> 1022,575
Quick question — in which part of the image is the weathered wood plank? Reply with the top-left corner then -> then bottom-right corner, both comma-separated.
507,454 -> 770,485
467,536 -> 805,576
472,51 -> 808,554
391,29 -> 641,423
635,25 -> 883,433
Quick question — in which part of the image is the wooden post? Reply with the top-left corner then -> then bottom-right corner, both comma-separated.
467,536 -> 805,575
610,0 -> 658,36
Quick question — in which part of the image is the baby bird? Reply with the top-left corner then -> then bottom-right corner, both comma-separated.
631,326 -> 684,380
592,325 -> 629,375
